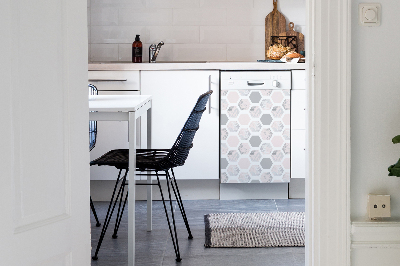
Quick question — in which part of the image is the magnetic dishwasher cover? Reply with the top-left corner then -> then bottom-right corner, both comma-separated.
220,71 -> 291,183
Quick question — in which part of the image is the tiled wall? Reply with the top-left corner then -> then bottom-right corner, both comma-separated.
88,0 -> 306,62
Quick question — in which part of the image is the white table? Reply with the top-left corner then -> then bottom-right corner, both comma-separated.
89,95 -> 152,266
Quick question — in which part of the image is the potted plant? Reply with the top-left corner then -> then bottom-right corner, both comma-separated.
388,135 -> 400,176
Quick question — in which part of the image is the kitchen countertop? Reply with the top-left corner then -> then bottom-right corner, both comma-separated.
89,62 -> 307,71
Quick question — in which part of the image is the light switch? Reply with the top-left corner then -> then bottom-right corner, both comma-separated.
359,3 -> 381,26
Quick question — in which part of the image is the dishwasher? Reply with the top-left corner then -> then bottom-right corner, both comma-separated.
220,71 -> 291,184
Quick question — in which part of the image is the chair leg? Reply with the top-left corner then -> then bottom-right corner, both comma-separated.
156,171 -> 182,262
90,196 -> 101,227
168,169 -> 193,239
92,169 -> 128,261
112,178 -> 128,239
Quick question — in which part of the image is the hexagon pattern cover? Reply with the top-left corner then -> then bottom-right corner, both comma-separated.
220,89 -> 290,183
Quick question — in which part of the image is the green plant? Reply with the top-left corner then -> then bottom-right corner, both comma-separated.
388,135 -> 400,176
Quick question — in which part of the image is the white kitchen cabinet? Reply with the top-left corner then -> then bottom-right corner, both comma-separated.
291,90 -> 306,130
291,129 -> 306,179
141,70 -> 219,180
291,70 -> 306,179
88,71 -> 141,180
88,71 -> 140,91
292,70 -> 306,90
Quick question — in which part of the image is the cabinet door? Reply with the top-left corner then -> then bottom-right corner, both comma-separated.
88,71 -> 140,91
292,70 -> 306,90
291,129 -> 306,179
291,90 -> 306,130
141,70 -> 219,180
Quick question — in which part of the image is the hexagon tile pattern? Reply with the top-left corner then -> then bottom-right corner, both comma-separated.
220,89 -> 290,183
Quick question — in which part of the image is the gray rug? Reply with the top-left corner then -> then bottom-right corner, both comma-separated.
204,212 -> 305,248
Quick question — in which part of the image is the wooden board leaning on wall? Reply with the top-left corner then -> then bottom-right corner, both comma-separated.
265,0 -> 286,59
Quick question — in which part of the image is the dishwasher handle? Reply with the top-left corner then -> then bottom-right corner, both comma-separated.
247,81 -> 265,86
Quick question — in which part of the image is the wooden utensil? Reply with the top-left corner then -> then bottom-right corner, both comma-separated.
279,22 -> 304,52
265,0 -> 287,59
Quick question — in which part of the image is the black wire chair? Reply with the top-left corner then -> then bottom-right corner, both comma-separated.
89,84 -> 101,227
90,90 -> 213,262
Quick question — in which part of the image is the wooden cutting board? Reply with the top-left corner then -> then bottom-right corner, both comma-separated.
265,0 -> 286,59
279,22 -> 304,52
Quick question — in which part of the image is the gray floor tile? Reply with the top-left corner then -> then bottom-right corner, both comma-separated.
91,199 -> 305,266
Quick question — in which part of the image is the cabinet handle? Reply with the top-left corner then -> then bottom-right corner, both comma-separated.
88,79 -> 127,82
247,81 -> 264,86
208,75 -> 211,114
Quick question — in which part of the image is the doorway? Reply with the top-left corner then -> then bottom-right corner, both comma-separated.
86,0 -> 352,265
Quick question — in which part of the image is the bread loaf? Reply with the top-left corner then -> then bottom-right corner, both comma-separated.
267,44 -> 292,60
283,52 -> 304,59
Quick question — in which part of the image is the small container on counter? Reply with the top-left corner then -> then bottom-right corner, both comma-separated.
132,35 -> 142,63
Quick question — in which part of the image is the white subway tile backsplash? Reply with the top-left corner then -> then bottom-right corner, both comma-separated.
87,0 -> 305,62
146,0 -> 199,9
91,44 -> 119,61
87,8 -> 91,26
91,0 -> 146,8
227,8 -> 266,26
200,26 -> 265,45
173,8 -> 226,26
227,43 -> 264,61
119,8 -> 173,26
224,0 -> 253,8
173,44 -> 226,61
200,0 -> 252,8
147,26 -> 199,44
145,43 -> 174,62
91,7 -> 118,26
280,1 -> 306,25
88,26 -> 91,44
91,26 -> 146,43
253,0 -> 270,9
119,43 -> 174,62
88,43 -> 91,62
253,0 -> 306,27
252,26 -> 265,44
199,0 -> 228,8
200,26 -> 252,44
118,44 -> 132,61
293,24 -> 306,35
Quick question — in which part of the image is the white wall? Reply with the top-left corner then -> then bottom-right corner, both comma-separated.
351,1 -> 400,264
351,0 -> 400,220
87,0 -> 305,62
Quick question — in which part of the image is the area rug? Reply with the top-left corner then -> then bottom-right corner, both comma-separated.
204,212 -> 305,248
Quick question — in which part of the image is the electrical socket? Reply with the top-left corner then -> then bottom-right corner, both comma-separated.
367,194 -> 391,219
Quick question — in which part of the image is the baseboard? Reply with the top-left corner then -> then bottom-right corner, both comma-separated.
351,220 -> 400,266
219,183 -> 288,200
91,180 -> 304,201
90,179 -> 220,201
289,178 -> 305,198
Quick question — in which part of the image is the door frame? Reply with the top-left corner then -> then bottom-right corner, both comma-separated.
83,0 -> 353,264
306,0 -> 351,265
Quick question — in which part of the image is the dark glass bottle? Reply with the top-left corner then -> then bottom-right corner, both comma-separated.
132,35 -> 142,63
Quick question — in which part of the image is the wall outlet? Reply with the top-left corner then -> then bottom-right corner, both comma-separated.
367,194 -> 391,219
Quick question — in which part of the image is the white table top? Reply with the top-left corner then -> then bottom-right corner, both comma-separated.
89,95 -> 152,112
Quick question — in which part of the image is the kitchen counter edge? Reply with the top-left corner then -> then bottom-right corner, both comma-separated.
89,62 -> 306,71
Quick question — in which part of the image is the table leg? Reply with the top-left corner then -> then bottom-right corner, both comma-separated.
128,112 -> 136,266
146,105 -> 152,231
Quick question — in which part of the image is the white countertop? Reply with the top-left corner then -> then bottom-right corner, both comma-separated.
89,62 -> 306,71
